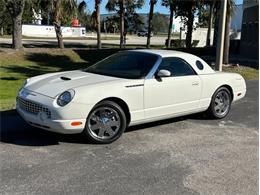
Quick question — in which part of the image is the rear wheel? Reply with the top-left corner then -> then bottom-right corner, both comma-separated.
83,101 -> 126,144
207,87 -> 232,119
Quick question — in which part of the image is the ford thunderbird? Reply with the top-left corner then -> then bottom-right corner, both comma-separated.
16,50 -> 246,143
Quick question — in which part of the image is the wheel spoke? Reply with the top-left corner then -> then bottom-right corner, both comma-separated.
105,126 -> 115,136
98,128 -> 106,137
91,123 -> 100,130
91,114 -> 99,122
107,120 -> 119,127
215,97 -> 221,104
214,105 -> 221,112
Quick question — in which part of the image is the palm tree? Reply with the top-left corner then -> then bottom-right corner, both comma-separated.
106,0 -> 125,48
162,0 -> 175,48
223,0 -> 235,64
146,0 -> 157,48
205,0 -> 215,46
95,0 -> 101,49
4,0 -> 25,50
49,0 -> 77,49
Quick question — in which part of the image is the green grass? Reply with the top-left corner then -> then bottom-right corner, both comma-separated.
223,66 -> 259,80
0,48 -> 258,111
0,48 -> 118,111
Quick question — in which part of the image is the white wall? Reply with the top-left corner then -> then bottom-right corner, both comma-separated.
172,16 -> 199,33
22,25 -> 86,37
178,28 -> 214,47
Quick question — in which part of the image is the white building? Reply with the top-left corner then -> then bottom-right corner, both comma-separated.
22,25 -> 86,38
171,16 -> 199,33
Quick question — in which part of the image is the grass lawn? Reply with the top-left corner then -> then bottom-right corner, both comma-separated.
223,66 -> 259,80
0,48 -> 258,111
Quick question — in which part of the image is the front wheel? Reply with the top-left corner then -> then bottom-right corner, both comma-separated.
83,101 -> 127,144
207,87 -> 232,119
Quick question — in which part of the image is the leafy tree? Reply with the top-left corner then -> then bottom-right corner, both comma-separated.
47,0 -> 77,49
3,0 -> 26,50
174,0 -> 201,48
0,0 -> 12,36
211,0 -> 235,63
106,0 -> 144,48
223,0 -> 235,64
103,16 -> 120,33
95,0 -> 101,49
91,0 -> 101,49
77,1 -> 92,31
161,0 -> 175,48
146,0 -> 157,48
152,13 -> 168,34
203,0 -> 215,46
125,13 -> 144,33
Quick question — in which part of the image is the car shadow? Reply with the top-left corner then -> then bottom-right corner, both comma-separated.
0,110 -> 209,147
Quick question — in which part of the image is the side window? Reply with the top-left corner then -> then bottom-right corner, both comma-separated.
196,60 -> 204,70
159,57 -> 196,77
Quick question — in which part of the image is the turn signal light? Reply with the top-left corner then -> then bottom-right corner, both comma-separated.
237,93 -> 242,96
71,121 -> 82,126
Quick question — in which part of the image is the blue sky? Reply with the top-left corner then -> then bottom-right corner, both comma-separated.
82,0 -> 244,14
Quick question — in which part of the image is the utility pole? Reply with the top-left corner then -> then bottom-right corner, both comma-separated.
215,0 -> 227,71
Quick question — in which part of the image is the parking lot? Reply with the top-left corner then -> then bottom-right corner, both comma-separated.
0,80 -> 258,195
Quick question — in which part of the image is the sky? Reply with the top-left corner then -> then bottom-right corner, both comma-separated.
82,0 -> 244,14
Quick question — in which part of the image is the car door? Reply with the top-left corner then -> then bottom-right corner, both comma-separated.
144,57 -> 202,119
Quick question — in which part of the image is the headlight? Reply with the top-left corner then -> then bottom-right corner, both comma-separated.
57,89 -> 75,107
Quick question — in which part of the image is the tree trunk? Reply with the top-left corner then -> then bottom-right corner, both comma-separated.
7,0 -> 25,50
12,15 -> 23,50
206,2 -> 214,46
223,16 -> 231,64
186,6 -> 194,48
0,27 -> 3,36
119,0 -> 125,49
167,7 -> 174,48
213,2 -> 221,47
96,1 -> 101,49
146,0 -> 155,48
54,22 -> 64,49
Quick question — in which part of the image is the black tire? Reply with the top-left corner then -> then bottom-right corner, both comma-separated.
207,87 -> 232,119
83,101 -> 127,144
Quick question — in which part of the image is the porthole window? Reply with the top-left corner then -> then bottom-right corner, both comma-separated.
196,60 -> 204,70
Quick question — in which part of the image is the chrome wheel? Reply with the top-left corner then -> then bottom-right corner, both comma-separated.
214,90 -> 230,117
87,107 -> 121,140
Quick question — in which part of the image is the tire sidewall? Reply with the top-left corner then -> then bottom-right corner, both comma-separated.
84,101 -> 127,144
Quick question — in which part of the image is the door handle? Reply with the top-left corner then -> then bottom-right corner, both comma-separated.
192,81 -> 199,86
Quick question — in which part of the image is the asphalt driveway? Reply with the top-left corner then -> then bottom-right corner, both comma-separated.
0,80 -> 258,195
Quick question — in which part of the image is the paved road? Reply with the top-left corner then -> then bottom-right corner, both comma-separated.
0,81 -> 258,195
0,36 -> 166,47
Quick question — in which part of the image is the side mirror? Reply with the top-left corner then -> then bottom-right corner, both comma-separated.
157,69 -> 171,77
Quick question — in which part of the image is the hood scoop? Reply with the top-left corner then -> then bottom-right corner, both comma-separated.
60,76 -> 71,81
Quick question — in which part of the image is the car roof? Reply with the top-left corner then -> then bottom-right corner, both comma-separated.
128,49 -> 215,75
130,49 -> 194,58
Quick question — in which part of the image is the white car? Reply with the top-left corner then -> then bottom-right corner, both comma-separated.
16,50 -> 246,144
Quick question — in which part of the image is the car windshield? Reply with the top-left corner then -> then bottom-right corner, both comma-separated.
84,52 -> 158,79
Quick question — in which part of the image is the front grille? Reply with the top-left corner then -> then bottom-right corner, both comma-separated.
17,97 -> 51,119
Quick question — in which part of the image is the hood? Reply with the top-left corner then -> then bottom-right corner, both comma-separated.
25,70 -> 120,98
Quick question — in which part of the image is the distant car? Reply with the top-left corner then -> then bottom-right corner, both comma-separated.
137,30 -> 153,37
16,50 -> 246,144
